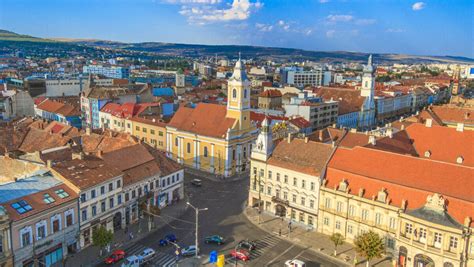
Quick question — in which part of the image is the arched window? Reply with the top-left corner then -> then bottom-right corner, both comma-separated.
187,143 -> 191,153
244,89 -> 248,98
203,147 -> 208,157
232,89 -> 237,98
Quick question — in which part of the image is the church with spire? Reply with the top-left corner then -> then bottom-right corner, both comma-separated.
166,56 -> 258,177
358,54 -> 376,129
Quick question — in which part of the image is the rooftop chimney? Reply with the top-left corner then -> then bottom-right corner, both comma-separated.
318,130 -> 324,141
86,127 -> 91,136
368,135 -> 376,145
386,128 -> 393,138
287,133 -> 292,143
97,150 -> 103,158
304,136 -> 309,143
401,124 -> 405,130
425,118 -> 433,128
72,152 -> 84,160
456,123 -> 464,132
47,160 -> 53,168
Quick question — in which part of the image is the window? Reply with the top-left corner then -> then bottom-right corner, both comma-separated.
284,175 -> 288,184
118,194 -> 122,205
117,180 -> 121,188
109,183 -> 113,192
387,238 -> 395,249
11,200 -> 33,214
80,194 -> 86,203
244,89 -> 248,98
299,212 -> 304,223
419,228 -> 427,243
323,217 -> 330,226
101,201 -> 106,212
36,221 -> 47,240
232,89 -> 237,98
449,236 -> 458,250
309,199 -> 314,208
325,198 -> 331,209
349,205 -> 356,216
336,201 -> 343,212
159,131 -> 163,136
283,191 -> 288,200
65,210 -> 74,227
43,193 -> 55,204
434,233 -> 442,248
292,194 -> 297,203
276,173 -> 280,182
293,177 -> 297,186
136,126 -> 140,131
150,129 -> 155,134
52,217 -> 61,233
175,138 -> 179,146
310,182 -> 315,191
101,186 -> 105,194
348,225 -> 353,234
91,190 -> 96,199
55,189 -> 69,198
20,228 -> 32,247
177,173 -> 180,181
267,187 -> 272,195
232,150 -> 236,160
167,177 -> 170,186
92,205 -> 97,217
361,209 -> 369,221
109,198 -> 114,208
259,169 -> 264,178
187,143 -> 191,153
375,213 -> 383,225
301,180 -> 306,189
389,217 -> 396,230
300,197 -> 306,206
125,193 -> 130,202
308,216 -> 313,226
81,209 -> 88,222
127,123 -> 131,128
275,189 -> 280,198
142,128 -> 147,133
405,223 -> 413,234
204,147 -> 208,157
335,221 -> 341,230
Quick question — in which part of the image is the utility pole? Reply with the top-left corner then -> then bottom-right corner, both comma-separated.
186,202 -> 208,258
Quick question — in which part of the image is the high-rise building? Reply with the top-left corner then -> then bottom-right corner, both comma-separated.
83,65 -> 130,79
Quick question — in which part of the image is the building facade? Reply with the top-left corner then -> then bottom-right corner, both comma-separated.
83,65 -> 130,79
0,206 -> 13,267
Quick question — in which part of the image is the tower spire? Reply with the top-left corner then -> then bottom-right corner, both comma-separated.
238,52 -> 241,61
368,54 -> 373,66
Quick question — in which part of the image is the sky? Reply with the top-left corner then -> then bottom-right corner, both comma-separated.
0,0 -> 472,58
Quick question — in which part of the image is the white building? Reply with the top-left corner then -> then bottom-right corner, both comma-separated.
45,78 -> 89,97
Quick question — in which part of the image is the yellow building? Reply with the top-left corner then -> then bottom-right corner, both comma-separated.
166,59 -> 258,177
128,116 -> 167,151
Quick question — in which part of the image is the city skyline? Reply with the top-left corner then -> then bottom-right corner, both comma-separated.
0,0 -> 473,58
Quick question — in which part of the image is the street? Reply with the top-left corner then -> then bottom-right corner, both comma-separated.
98,171 -> 339,267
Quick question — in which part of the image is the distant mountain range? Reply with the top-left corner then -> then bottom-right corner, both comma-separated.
1,29 -> 473,64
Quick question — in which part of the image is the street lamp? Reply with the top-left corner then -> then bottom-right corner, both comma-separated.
186,202 -> 208,258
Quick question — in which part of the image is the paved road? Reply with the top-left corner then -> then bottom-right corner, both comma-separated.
103,172 -> 339,267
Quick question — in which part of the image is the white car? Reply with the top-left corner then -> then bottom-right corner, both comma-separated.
285,259 -> 306,267
138,248 -> 156,263
121,255 -> 140,267
181,245 -> 198,257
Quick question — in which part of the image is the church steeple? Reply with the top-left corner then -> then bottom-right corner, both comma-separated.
252,116 -> 273,161
361,54 -> 375,99
227,55 -> 251,130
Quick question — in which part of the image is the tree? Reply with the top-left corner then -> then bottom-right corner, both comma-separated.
92,226 -> 114,256
354,231 -> 385,267
330,233 -> 345,256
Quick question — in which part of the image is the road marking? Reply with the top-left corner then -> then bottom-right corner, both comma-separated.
264,244 -> 295,267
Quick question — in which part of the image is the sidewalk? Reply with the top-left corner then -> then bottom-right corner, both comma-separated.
66,200 -> 189,267
185,168 -> 249,183
244,207 -> 394,267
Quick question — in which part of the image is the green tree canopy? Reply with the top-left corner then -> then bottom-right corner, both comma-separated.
354,231 -> 385,267
92,226 -> 114,252
330,233 -> 345,256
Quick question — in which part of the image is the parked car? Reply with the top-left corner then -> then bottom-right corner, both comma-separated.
285,259 -> 306,267
181,245 -> 198,257
159,234 -> 177,246
230,249 -> 250,261
204,235 -> 225,245
191,179 -> 202,186
138,248 -> 156,263
121,255 -> 140,267
105,249 -> 126,264
237,240 -> 256,251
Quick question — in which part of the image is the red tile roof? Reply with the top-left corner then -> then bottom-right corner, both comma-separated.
312,87 -> 365,115
289,117 -> 311,129
260,89 -> 282,98
168,103 -> 235,138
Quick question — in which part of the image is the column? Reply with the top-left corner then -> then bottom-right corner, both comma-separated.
193,140 -> 198,168
210,144 -> 215,173
236,144 -> 242,173
166,133 -> 171,158
177,137 -> 183,164
196,141 -> 201,169
224,145 -> 231,177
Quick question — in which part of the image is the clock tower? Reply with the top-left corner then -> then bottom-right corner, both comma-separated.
251,117 -> 273,161
227,54 -> 251,131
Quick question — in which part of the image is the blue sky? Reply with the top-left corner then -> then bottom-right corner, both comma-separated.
0,0 -> 472,57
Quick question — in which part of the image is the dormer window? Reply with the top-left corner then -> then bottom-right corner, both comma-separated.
377,189 -> 388,203
338,179 -> 348,192
456,156 -> 464,164
424,150 -> 431,158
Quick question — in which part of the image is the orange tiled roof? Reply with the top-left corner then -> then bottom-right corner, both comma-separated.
260,89 -> 282,98
168,103 -> 235,139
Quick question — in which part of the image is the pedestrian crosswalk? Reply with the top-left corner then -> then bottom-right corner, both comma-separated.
122,244 -> 176,267
249,234 -> 281,259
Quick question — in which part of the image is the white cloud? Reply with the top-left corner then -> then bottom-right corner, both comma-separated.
256,23 -> 273,32
175,0 -> 262,24
326,30 -> 336,38
326,14 -> 353,23
412,2 -> 426,11
386,28 -> 405,33
354,18 -> 376,25
164,0 -> 221,3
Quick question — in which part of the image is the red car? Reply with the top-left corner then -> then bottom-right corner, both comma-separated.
230,249 -> 250,261
104,249 -> 126,264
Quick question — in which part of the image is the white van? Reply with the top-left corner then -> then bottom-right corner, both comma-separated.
285,259 -> 306,267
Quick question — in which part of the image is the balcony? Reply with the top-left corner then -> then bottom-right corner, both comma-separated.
271,196 -> 289,206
